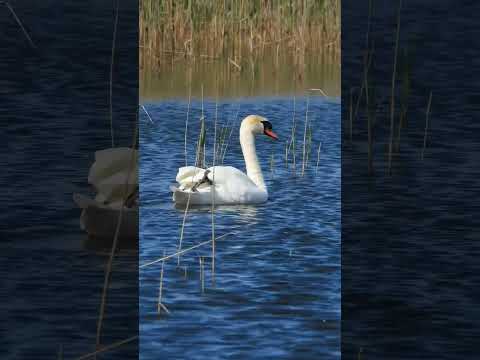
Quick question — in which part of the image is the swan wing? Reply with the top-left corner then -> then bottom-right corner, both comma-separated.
176,166 -> 206,184
206,166 -> 268,204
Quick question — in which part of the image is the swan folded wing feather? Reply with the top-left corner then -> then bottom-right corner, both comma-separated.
176,166 -> 206,184
206,166 -> 268,204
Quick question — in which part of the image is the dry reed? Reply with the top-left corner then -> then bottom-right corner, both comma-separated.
157,250 -> 169,314
211,97 -> 218,284
184,87 -> 191,166
315,142 -> 322,174
199,256 -> 205,294
3,1 -> 37,49
140,0 -> 340,68
141,104 -> 154,124
74,336 -> 138,360
349,88 -> 354,142
109,0 -> 119,148
301,94 -> 310,176
387,0 -> 402,175
421,91 -> 432,160
142,232 -> 235,269
95,115 -> 138,354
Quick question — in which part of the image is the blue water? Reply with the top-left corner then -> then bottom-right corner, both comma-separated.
1,1 -> 138,358
140,97 -> 341,359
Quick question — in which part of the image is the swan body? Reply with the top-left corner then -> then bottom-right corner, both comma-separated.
171,115 -> 278,205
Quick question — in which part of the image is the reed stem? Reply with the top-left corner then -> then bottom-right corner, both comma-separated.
95,112 -> 138,355
387,0 -> 402,175
142,232 -> 235,268
349,88 -> 353,142
109,0 -> 119,148
301,95 -> 310,177
315,142 -> 322,174
157,250 -> 166,314
185,87 -> 191,166
211,97 -> 218,284
421,91 -> 432,160
199,257 -> 205,294
3,2 -> 37,49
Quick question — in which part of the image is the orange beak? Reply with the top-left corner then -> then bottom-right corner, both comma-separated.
264,129 -> 278,140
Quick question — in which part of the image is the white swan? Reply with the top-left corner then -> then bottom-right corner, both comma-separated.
171,115 -> 278,205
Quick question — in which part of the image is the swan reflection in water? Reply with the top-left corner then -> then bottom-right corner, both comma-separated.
173,202 -> 262,229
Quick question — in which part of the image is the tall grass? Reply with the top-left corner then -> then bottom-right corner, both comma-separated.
140,0 -> 340,67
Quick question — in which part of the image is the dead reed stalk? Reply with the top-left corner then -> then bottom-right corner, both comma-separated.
315,142 -> 322,174
387,0 -> 402,175
109,0 -> 119,148
141,104 -> 154,124
142,232 -> 235,269
211,97 -> 218,284
301,94 -> 310,177
199,256 -> 205,294
287,95 -> 297,174
421,91 -> 432,160
95,113 -> 138,355
185,87 -> 191,166
157,250 -> 170,315
74,336 -> 138,360
349,88 -> 354,142
3,1 -> 37,49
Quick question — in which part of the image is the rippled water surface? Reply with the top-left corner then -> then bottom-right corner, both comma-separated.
140,97 -> 341,359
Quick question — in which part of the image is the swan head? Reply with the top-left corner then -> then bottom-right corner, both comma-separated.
240,115 -> 278,140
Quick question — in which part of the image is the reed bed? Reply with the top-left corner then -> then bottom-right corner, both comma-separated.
140,0 -> 340,69
347,0 -> 434,176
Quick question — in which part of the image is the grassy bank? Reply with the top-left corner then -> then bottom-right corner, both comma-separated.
140,0 -> 340,68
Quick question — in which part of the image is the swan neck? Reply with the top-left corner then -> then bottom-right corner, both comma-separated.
240,130 -> 266,192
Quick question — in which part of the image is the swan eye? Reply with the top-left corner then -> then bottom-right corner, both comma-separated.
261,120 -> 273,131
261,120 -> 278,140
